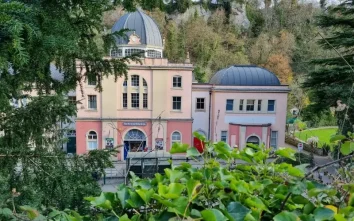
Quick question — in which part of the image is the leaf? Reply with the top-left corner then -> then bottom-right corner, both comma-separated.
165,168 -> 184,183
226,202 -> 251,221
136,189 -> 154,204
324,205 -> 337,214
245,148 -> 255,156
288,167 -> 305,177
167,196 -> 189,216
313,207 -> 334,221
340,141 -> 354,155
126,191 -> 144,208
329,135 -> 345,143
117,186 -> 129,209
191,209 -> 201,218
186,179 -> 201,201
119,214 -> 131,221
273,211 -> 298,221
244,197 -> 268,212
186,147 -> 201,158
275,148 -> 296,161
333,214 -> 346,221
162,183 -> 185,199
299,214 -> 315,221
0,208 -> 13,218
201,209 -> 227,221
20,206 -> 39,220
193,131 -> 206,142
170,142 -> 188,154
214,142 -> 232,157
292,195 -> 309,204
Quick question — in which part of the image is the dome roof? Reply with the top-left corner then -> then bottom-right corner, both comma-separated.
112,10 -> 163,48
209,65 -> 281,86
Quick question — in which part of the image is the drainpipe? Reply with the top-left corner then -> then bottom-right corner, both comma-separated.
208,89 -> 212,140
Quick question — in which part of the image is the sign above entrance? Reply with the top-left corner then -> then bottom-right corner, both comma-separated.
123,122 -> 146,126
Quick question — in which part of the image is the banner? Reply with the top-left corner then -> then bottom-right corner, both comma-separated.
155,138 -> 163,150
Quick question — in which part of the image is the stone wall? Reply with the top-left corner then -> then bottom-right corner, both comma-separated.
285,135 -> 324,156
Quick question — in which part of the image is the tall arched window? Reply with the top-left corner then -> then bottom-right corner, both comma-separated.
87,131 -> 98,150
171,131 -> 181,146
143,78 -> 147,87
131,75 -> 139,86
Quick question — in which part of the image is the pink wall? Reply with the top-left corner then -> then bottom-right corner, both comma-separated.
229,124 -> 240,147
246,126 -> 263,140
166,121 -> 192,151
76,121 -> 102,154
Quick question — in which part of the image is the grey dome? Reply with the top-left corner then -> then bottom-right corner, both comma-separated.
112,10 -> 163,48
209,65 -> 281,86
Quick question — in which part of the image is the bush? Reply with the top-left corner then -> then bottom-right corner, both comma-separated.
275,152 -> 314,167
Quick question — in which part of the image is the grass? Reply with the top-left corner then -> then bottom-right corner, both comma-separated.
295,127 -> 338,147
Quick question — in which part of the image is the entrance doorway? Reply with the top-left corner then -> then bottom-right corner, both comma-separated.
123,129 -> 146,160
246,136 -> 260,145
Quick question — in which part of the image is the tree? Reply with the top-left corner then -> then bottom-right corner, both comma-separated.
0,0 -> 137,212
303,0 -> 354,136
263,54 -> 293,84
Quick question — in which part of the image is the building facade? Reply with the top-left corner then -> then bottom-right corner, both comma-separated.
74,10 -> 289,160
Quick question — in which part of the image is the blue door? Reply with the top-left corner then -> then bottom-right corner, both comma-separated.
124,141 -> 129,160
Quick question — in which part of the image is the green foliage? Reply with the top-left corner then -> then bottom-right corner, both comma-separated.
275,152 -> 315,167
6,136 -> 354,220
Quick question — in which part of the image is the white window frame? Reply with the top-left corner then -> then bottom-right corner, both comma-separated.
257,100 -> 262,111
221,131 -> 228,143
196,98 -> 205,111
172,96 -> 182,110
171,131 -> 182,146
143,93 -> 148,109
173,76 -> 182,88
122,93 -> 127,109
88,95 -> 97,110
131,93 -> 139,108
246,99 -> 255,112
239,99 -> 244,111
131,75 -> 139,87
87,131 -> 98,151
270,131 -> 278,149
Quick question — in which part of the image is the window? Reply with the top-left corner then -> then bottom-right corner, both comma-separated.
226,99 -> 233,111
173,76 -> 182,88
270,131 -> 278,149
123,80 -> 127,86
88,95 -> 97,109
131,93 -> 139,108
111,48 -> 122,57
147,50 -> 162,58
125,48 -> 144,57
239,99 -> 244,111
246,100 -> 255,111
221,131 -> 228,142
68,96 -> 76,105
143,93 -> 148,109
268,100 -> 275,112
87,75 -> 96,86
258,100 -> 262,111
87,131 -> 98,150
131,75 -> 139,87
172,96 -> 181,110
171,131 -> 181,145
123,93 -> 127,108
196,98 -> 205,110
143,78 -> 147,87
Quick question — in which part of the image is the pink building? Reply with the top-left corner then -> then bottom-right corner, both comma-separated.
75,10 -> 289,160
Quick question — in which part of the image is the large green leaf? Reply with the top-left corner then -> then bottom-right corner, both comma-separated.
275,148 -> 296,161
340,141 -> 354,155
329,135 -> 345,143
170,142 -> 189,154
136,189 -> 154,204
20,206 -> 40,220
86,192 -> 112,209
292,195 -> 309,204
0,208 -> 13,218
117,186 -> 130,209
313,207 -> 334,221
165,168 -> 184,183
226,202 -> 251,221
201,209 -> 227,221
288,167 -> 305,177
162,183 -> 185,199
244,197 -> 268,212
193,131 -> 206,142
167,196 -> 189,216
186,147 -> 201,158
186,179 -> 201,201
273,211 -> 298,221
214,142 -> 232,157
126,191 -> 144,208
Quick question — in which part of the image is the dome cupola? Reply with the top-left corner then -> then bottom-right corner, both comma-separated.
111,9 -> 163,59
209,65 -> 281,86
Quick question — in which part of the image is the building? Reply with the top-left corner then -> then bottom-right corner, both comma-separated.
75,9 -> 289,160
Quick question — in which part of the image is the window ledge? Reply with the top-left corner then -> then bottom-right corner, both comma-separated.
195,109 -> 206,112
85,109 -> 98,112
171,110 -> 182,113
171,87 -> 183,90
117,108 -> 152,111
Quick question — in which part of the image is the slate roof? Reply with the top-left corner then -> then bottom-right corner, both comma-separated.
209,65 -> 281,86
112,10 -> 163,48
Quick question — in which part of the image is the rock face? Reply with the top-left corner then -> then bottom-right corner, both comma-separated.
167,4 -> 250,29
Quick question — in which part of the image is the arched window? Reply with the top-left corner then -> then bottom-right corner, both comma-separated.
123,80 -> 127,86
131,75 -> 139,86
171,131 -> 181,146
87,131 -> 98,150
246,136 -> 260,145
143,78 -> 147,87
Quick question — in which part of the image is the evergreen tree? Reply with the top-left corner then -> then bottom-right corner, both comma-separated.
303,0 -> 354,135
0,0 -> 136,211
